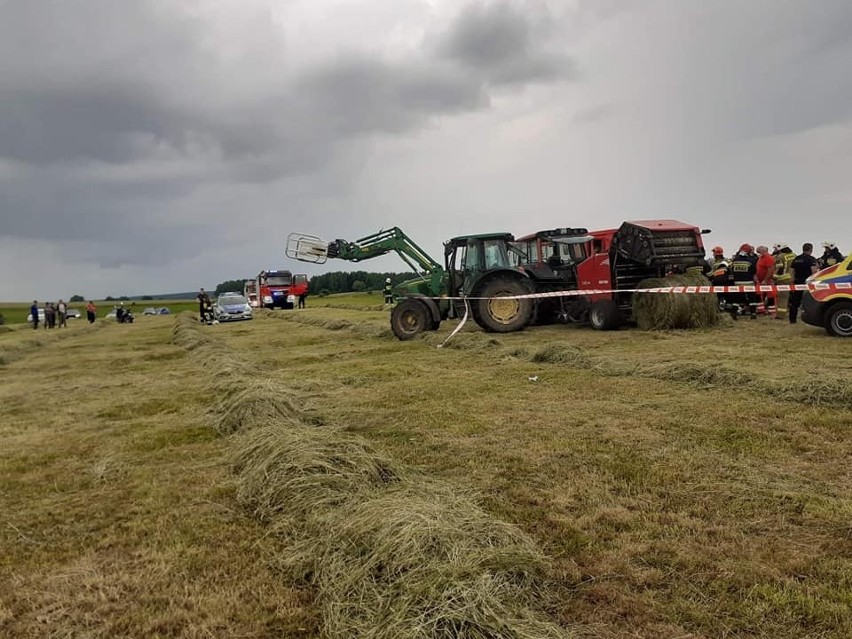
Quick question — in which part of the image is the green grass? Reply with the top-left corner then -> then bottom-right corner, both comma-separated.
2,305 -> 851,638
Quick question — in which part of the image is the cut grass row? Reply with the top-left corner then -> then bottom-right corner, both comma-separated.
218,307 -> 852,638
173,314 -> 574,638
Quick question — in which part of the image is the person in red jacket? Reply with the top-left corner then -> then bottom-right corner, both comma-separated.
755,245 -> 776,316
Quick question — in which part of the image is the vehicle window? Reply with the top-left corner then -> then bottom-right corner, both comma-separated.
266,275 -> 292,286
482,240 -> 511,269
463,241 -> 482,271
293,274 -> 307,283
219,295 -> 247,305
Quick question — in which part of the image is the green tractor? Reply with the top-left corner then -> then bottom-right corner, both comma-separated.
286,227 -> 535,340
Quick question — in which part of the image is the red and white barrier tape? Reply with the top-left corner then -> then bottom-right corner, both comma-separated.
449,282 -> 851,301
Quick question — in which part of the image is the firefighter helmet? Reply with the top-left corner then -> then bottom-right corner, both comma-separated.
712,246 -> 724,255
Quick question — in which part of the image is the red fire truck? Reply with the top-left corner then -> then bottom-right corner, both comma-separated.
257,270 -> 309,309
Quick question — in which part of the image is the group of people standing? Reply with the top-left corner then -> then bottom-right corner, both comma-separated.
29,300 -> 98,329
707,241 -> 844,323
29,299 -> 68,329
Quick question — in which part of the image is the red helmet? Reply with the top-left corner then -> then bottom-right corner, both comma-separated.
712,246 -> 724,255
739,243 -> 753,253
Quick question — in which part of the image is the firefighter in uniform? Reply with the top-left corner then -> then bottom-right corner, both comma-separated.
772,244 -> 795,320
730,244 -> 758,318
709,246 -> 733,314
818,242 -> 845,269
383,277 -> 394,305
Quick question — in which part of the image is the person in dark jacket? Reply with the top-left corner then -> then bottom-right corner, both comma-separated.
788,243 -> 820,324
730,244 -> 759,318
30,300 -> 39,329
818,242 -> 845,269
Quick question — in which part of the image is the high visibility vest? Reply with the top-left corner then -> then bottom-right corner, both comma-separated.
774,252 -> 794,282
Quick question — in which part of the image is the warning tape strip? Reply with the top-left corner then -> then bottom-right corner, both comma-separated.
437,282 -> 851,301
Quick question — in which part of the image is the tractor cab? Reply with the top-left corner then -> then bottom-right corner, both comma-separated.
514,227 -> 591,285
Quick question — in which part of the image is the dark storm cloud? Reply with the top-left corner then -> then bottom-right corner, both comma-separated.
293,56 -> 488,137
0,0 -> 580,270
436,0 -> 575,86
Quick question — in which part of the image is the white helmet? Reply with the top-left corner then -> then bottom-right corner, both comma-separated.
772,243 -> 787,252
386,277 -> 391,283
822,241 -> 835,249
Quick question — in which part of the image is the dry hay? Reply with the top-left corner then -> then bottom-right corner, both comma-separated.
633,274 -> 719,330
639,361 -> 755,388
439,333 -> 502,351
210,379 -> 299,435
302,483 -> 569,639
0,326 -> 13,334
232,423 -> 402,524
770,378 -> 852,410
530,344 -> 592,368
171,314 -> 211,350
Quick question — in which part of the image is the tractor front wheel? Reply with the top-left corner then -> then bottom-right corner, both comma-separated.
474,276 -> 534,333
391,299 -> 430,340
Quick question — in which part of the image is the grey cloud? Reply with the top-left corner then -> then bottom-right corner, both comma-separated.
573,103 -> 617,124
293,56 -> 488,137
436,1 -> 576,86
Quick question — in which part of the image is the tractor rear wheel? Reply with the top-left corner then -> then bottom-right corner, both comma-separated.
474,276 -> 534,333
589,299 -> 621,331
391,298 -> 430,340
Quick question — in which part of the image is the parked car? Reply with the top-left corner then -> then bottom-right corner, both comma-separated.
214,293 -> 253,322
26,309 -> 46,323
66,308 -> 81,319
143,306 -> 170,316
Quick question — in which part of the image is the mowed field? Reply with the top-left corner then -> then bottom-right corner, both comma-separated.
1,295 -> 851,638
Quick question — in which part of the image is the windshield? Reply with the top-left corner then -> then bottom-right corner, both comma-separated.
266,275 -> 292,286
219,295 -> 247,305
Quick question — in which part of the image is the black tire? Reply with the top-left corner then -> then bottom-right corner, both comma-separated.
474,276 -> 534,333
589,299 -> 621,331
391,298 -> 430,340
825,301 -> 852,337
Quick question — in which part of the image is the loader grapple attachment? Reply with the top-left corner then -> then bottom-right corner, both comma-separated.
286,233 -> 329,264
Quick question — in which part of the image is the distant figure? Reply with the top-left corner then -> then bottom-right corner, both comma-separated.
298,292 -> 307,309
197,288 -> 211,322
43,302 -> 54,329
57,299 -> 68,327
788,243 -> 820,324
86,301 -> 96,324
383,278 -> 393,305
30,300 -> 39,329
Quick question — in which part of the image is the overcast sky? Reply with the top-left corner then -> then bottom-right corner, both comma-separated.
1,0 -> 850,300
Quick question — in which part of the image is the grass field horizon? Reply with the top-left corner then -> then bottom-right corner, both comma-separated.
2,298 -> 850,638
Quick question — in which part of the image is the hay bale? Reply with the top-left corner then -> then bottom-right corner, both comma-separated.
633,274 -> 718,330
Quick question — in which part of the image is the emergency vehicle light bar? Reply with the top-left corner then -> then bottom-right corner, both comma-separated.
286,232 -> 329,264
